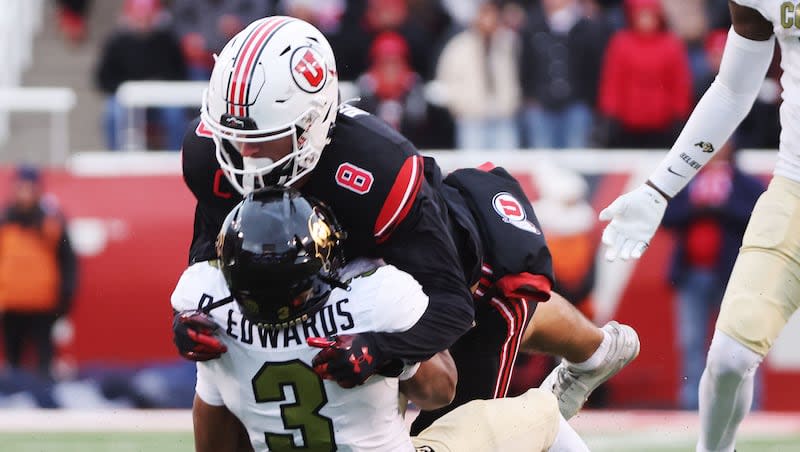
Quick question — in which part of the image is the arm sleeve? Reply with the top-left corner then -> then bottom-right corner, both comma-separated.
648,28 -> 775,197
371,182 -> 475,363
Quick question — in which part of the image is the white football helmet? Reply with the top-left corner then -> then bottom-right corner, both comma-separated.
201,16 -> 339,193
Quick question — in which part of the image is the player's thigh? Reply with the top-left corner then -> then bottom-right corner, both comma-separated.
412,388 -> 559,452
717,176 -> 800,356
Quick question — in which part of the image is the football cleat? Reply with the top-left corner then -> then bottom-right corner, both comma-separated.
541,321 -> 640,419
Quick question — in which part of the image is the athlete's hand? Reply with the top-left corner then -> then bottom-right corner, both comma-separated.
598,184 -> 668,261
308,334 -> 396,388
173,310 -> 227,361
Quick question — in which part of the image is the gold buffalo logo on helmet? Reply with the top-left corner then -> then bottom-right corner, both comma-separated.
277,306 -> 290,320
308,211 -> 334,269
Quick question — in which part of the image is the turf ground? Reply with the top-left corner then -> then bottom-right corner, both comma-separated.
0,410 -> 798,451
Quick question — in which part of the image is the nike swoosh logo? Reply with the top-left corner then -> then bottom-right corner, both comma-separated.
667,166 -> 685,178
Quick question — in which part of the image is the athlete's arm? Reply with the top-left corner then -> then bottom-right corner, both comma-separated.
648,2 -> 774,198
399,350 -> 457,411
599,1 -> 775,261
372,182 -> 475,362
193,395 -> 253,452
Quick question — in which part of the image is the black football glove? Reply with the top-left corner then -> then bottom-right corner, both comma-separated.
172,310 -> 227,361
308,333 -> 402,388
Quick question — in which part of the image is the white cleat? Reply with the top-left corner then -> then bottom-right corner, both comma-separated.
540,321 -> 640,419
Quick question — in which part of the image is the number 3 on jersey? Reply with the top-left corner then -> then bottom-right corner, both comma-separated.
252,360 -> 336,451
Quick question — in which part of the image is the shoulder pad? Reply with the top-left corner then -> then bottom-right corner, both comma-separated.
304,112 -> 425,245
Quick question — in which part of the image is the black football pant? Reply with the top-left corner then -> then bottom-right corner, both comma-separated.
410,292 -> 536,434
1,312 -> 57,377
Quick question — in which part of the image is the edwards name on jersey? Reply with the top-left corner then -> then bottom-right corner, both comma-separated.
171,259 -> 428,452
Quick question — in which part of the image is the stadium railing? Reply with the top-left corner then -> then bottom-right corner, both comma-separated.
0,0 -> 45,146
0,86 -> 77,164
113,80 -> 448,151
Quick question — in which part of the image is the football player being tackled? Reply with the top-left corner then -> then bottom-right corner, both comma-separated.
174,15 -> 639,428
176,188 -> 590,451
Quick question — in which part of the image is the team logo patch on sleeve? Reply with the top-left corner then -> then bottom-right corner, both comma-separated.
492,192 -> 541,235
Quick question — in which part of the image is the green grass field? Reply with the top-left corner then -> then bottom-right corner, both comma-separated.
0,409 -> 798,451
0,431 -> 799,452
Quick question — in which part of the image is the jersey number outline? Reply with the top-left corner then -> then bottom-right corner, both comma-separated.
251,360 -> 336,451
335,163 -> 374,195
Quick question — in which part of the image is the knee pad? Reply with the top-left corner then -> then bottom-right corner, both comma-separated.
706,331 -> 764,382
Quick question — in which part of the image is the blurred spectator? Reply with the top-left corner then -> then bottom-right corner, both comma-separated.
660,0 -> 708,91
436,1 -> 521,150
56,0 -> 91,45
355,32 -> 432,146
277,0 -> 344,34
662,138 -> 765,410
440,0 -> 484,29
95,0 -> 188,151
692,29 -> 727,103
519,0 -> 612,149
706,0 -> 732,30
532,163 -> 597,315
0,166 -> 77,380
170,0 -> 273,80
597,0 -> 691,149
333,0 -> 436,81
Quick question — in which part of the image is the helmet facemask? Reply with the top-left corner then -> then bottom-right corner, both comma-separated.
203,96 -> 331,194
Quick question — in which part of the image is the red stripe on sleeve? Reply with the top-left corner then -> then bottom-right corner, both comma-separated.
374,155 -> 423,243
495,273 -> 552,302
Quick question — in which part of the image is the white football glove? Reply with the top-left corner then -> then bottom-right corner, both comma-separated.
598,184 -> 668,261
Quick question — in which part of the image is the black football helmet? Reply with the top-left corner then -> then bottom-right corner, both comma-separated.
217,187 -> 345,328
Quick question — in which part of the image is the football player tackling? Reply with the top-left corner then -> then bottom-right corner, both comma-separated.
599,2 -> 796,451
174,15 -> 638,429
174,188 -> 589,451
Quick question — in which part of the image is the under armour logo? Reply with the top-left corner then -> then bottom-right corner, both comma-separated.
348,347 -> 373,373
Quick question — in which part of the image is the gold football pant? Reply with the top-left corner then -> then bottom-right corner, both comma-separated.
411,388 -> 559,452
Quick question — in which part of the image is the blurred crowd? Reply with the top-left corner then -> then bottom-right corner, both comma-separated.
0,0 -> 772,411
83,0 -> 782,151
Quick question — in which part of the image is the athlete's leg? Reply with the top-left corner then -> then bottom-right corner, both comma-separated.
697,176 -> 800,452
521,291 -> 602,363
697,331 -> 762,452
411,388 -> 575,452
523,291 -> 640,419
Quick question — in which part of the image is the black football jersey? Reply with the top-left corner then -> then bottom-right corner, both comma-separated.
180,104 -> 474,361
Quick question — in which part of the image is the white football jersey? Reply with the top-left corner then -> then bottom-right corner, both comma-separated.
171,259 -> 428,452
734,0 -> 800,181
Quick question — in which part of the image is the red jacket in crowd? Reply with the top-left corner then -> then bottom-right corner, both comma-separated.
598,0 -> 691,132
